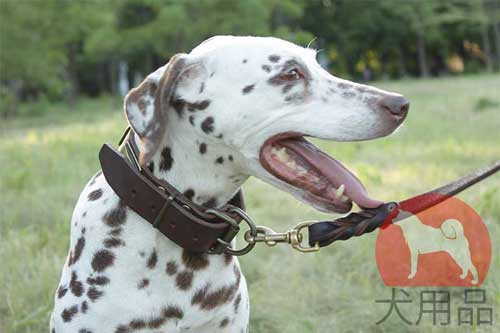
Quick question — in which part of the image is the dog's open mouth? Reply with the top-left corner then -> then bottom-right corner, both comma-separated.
260,134 -> 383,213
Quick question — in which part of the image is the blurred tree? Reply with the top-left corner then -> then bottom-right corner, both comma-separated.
1,0 -> 498,117
0,1 -> 64,116
482,0 -> 500,69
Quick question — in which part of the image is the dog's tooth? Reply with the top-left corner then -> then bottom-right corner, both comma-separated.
340,194 -> 349,202
286,160 -> 297,169
335,184 -> 345,198
296,166 -> 307,176
311,175 -> 320,183
273,147 -> 289,162
297,169 -> 307,176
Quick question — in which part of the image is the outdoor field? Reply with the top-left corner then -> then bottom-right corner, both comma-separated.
0,74 -> 499,332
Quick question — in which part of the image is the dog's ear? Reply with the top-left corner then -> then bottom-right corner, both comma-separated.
124,54 -> 188,165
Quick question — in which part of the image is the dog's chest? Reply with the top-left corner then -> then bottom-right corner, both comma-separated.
54,173 -> 245,331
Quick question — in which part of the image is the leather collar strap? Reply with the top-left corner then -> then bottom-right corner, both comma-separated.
99,130 -> 245,253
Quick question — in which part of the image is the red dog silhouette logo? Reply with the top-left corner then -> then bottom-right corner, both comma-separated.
376,194 -> 491,286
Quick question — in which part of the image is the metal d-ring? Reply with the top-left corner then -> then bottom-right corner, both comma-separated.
223,206 -> 258,256
206,206 -> 258,256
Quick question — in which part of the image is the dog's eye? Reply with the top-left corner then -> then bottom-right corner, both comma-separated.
279,68 -> 302,81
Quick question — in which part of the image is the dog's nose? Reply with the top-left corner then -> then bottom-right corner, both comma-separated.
379,95 -> 410,118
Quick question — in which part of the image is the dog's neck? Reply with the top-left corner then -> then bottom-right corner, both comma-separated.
136,117 -> 248,209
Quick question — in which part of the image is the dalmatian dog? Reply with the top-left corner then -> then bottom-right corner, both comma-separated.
51,36 -> 409,333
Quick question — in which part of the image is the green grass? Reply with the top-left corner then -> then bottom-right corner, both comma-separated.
1,75 -> 499,332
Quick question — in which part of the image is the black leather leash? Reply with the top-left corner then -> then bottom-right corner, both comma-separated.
308,160 -> 500,248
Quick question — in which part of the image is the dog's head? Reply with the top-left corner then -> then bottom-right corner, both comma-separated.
125,36 -> 409,213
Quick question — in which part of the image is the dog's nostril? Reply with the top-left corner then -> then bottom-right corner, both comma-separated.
379,95 -> 410,117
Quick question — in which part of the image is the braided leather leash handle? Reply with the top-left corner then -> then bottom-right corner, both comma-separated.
308,160 -> 500,248
308,202 -> 398,247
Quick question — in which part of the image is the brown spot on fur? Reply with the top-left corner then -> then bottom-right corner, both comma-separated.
284,92 -> 304,103
242,84 -> 255,94
234,293 -> 242,313
215,156 -> 224,164
199,143 -> 207,154
129,319 -> 146,329
187,100 -> 210,111
61,305 -> 78,322
147,249 -> 158,269
220,317 -> 230,328
356,86 -> 369,93
202,197 -> 217,208
148,316 -> 166,329
115,325 -> 130,333
68,235 -> 85,266
87,276 -> 109,286
70,271 -> 84,297
170,98 -> 186,118
268,55 -> 281,63
138,278 -> 150,289
364,96 -> 378,107
342,91 -> 356,99
201,117 -> 214,134
81,301 -> 88,313
224,252 -> 233,265
91,249 -> 115,272
163,305 -> 184,319
262,65 -> 271,72
182,250 -> 209,270
109,227 -> 122,237
103,200 -> 127,227
116,306 -> 183,333
166,261 -> 178,275
57,285 -> 68,298
87,286 -> 104,302
137,98 -> 149,114
176,270 -> 194,290
337,82 -> 350,89
88,188 -> 103,201
282,83 -> 295,94
183,189 -> 195,201
191,265 -> 241,310
159,147 -> 173,171
104,237 -> 125,248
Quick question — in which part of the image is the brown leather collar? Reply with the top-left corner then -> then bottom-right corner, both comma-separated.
99,128 -> 245,253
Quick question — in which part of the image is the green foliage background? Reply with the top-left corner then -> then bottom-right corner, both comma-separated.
1,0 -> 500,117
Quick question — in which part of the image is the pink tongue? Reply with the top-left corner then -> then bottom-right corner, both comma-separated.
280,138 -> 383,209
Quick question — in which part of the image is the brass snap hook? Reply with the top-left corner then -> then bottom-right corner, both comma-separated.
243,221 -> 320,253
